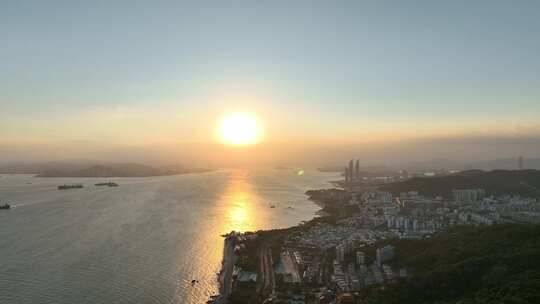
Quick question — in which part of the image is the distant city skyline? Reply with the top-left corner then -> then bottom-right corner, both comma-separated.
2,1 -> 540,164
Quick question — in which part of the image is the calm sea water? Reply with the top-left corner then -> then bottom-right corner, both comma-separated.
0,169 -> 337,304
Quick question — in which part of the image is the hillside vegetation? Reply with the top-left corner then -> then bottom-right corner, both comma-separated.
361,224 -> 540,304
380,170 -> 540,199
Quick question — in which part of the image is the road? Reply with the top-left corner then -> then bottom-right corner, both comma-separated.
257,246 -> 275,297
281,250 -> 301,283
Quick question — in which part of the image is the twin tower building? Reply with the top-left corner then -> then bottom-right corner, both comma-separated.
345,159 -> 361,182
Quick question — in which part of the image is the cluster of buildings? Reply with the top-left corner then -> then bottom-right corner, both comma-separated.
274,185 -> 540,302
341,160 -> 409,190
347,189 -> 540,238
285,223 -> 384,250
276,225 -> 388,293
277,222 -> 407,301
386,215 -> 446,234
340,160 -> 467,189
359,191 -> 393,204
453,189 -> 486,203
476,195 -> 540,223
310,187 -> 540,244
384,191 -> 540,236
221,170 -> 540,304
331,243 -> 405,295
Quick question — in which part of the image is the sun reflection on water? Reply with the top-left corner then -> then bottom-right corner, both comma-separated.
220,170 -> 260,233
174,170 -> 263,303
229,203 -> 249,227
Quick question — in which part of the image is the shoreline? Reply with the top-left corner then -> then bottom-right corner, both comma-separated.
210,187 -> 337,303
213,235 -> 237,304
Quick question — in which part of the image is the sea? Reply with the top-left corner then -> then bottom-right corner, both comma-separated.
0,168 -> 338,304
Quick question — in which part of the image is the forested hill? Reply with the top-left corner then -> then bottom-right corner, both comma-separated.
380,170 -> 540,199
361,224 -> 540,304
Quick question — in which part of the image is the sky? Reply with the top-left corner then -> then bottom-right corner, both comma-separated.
1,1 -> 540,165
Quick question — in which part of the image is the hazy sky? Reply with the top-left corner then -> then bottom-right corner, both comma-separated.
1,1 -> 540,164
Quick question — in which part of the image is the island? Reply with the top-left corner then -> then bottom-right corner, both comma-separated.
0,161 -> 214,178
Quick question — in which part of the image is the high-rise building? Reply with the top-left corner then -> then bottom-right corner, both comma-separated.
336,241 -> 352,263
452,189 -> 485,203
348,160 -> 354,181
355,160 -> 360,180
336,244 -> 346,263
376,245 -> 394,266
379,191 -> 393,204
519,156 -> 524,170
356,251 -> 365,265
344,167 -> 350,182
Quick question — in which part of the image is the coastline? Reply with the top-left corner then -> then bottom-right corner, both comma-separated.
210,187 -> 337,303
216,235 -> 237,304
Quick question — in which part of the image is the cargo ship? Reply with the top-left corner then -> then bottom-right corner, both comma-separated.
57,184 -> 83,190
95,182 -> 119,187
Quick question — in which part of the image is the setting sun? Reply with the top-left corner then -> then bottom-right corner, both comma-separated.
218,112 -> 262,146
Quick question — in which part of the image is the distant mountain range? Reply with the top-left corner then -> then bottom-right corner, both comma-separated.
0,162 -> 213,177
380,169 -> 540,199
319,157 -> 540,174
0,161 -> 91,174
469,157 -> 540,170
407,157 -> 540,171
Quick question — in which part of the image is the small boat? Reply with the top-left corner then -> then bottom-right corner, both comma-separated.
191,279 -> 199,284
0,203 -> 11,210
270,205 -> 276,208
